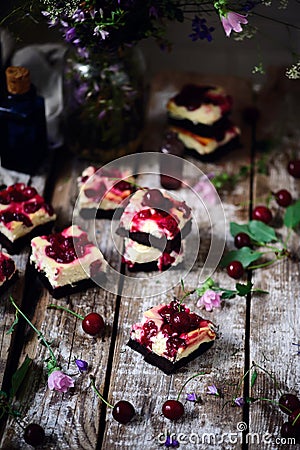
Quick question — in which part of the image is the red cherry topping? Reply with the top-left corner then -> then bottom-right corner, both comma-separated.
162,399 -> 184,420
169,311 -> 191,334
82,312 -> 105,336
112,400 -> 135,424
252,205 -> 273,224
227,260 -> 244,279
142,189 -> 172,210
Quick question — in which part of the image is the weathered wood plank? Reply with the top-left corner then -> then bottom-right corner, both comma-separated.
101,73 -> 254,449
0,155 -> 122,449
249,71 -> 300,450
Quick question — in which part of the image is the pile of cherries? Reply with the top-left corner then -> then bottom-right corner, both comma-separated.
0,183 -> 54,227
226,186 -> 294,280
140,301 -> 206,359
45,232 -> 90,264
0,254 -> 15,281
279,393 -> 300,440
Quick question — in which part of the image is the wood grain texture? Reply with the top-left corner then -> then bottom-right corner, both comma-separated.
101,74 -> 254,450
248,76 -> 300,450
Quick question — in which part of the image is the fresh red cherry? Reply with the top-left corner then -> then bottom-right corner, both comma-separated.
162,399 -> 184,420
112,400 -> 135,424
24,423 -> 45,447
287,160 -> 300,178
289,408 -> 300,428
234,232 -> 251,249
252,205 -> 273,224
142,189 -> 172,210
279,394 -> 300,415
226,260 -> 244,279
274,189 -> 293,207
82,313 -> 104,336
281,422 -> 300,439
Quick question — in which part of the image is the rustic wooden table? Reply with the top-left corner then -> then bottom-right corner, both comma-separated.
0,69 -> 299,450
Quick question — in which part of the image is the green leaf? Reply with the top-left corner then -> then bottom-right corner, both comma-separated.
220,247 -> 263,268
284,200 -> 300,229
251,369 -> 258,388
236,281 -> 253,296
230,222 -> 252,238
10,355 -> 32,399
248,220 -> 277,243
221,290 -> 237,299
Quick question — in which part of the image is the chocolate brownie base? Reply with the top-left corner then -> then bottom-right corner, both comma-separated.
79,208 -> 123,220
124,259 -> 183,273
117,219 -> 192,252
127,338 -> 214,375
184,136 -> 240,162
30,263 -> 106,299
0,221 -> 55,255
168,115 -> 231,140
0,271 -> 18,296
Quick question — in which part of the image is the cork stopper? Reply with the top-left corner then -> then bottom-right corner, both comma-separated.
5,66 -> 31,95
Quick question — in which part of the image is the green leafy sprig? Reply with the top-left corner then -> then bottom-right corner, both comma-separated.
0,356 -> 32,421
221,208 -> 300,270
181,277 -> 268,302
7,297 -> 59,375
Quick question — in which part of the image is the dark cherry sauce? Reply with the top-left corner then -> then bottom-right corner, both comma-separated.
45,232 -> 90,264
0,254 -> 15,281
132,208 -> 179,236
140,301 -> 206,359
0,183 -> 54,227
172,84 -> 232,114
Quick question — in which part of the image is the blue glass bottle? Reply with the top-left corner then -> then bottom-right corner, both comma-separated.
0,66 -> 47,174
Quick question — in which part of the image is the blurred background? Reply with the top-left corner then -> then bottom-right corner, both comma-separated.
1,2 -> 300,81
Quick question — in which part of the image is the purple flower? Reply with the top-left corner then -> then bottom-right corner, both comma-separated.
207,384 -> 219,396
149,6 -> 159,18
221,11 -> 248,37
189,16 -> 215,42
234,397 -> 245,407
186,392 -> 202,403
48,370 -> 74,393
193,177 -> 217,205
197,289 -> 221,312
65,27 -> 76,42
165,435 -> 179,448
75,359 -> 88,372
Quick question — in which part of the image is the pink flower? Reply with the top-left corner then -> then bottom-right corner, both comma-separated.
197,289 -> 221,312
221,11 -> 248,37
48,370 -> 74,393
193,177 -> 217,205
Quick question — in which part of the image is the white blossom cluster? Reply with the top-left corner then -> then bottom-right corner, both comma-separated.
286,62 -> 300,79
279,0 -> 289,8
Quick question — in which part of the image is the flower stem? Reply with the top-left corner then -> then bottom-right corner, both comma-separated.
9,297 -> 58,366
89,376 -> 114,409
248,259 -> 278,270
47,304 -> 84,320
177,372 -> 205,401
252,362 -> 283,396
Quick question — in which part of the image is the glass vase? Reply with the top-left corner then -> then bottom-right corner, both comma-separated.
63,46 -> 146,163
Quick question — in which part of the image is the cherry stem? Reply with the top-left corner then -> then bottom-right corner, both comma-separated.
292,411 -> 300,427
89,375 -> 114,409
248,258 -> 279,270
176,372 -> 205,401
9,297 -> 58,366
252,362 -> 283,396
47,304 -> 84,321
